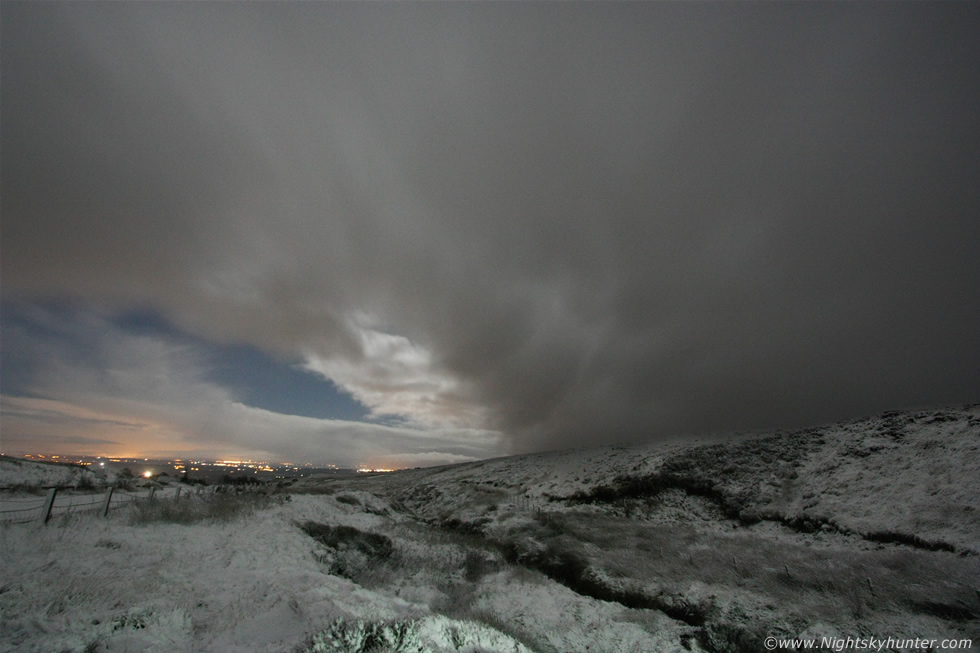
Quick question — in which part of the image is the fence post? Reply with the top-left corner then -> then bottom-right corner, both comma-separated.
174,487 -> 181,503
101,487 -> 114,517
40,488 -> 58,524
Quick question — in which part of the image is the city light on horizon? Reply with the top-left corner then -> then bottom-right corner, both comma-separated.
5,451 -> 408,474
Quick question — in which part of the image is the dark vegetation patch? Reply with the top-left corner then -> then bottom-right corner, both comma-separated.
334,494 -> 361,506
298,521 -> 402,588
299,521 -> 394,562
95,538 -> 123,550
566,472 -> 746,519
774,513 -> 844,534
462,550 -> 498,583
864,530 -> 961,554
439,517 -> 491,536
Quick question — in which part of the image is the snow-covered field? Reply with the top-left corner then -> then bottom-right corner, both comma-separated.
2,404 -> 978,652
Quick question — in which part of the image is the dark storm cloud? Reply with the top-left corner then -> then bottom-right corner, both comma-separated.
3,2 -> 979,454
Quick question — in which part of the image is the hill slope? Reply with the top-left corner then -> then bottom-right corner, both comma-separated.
304,403 -> 980,650
2,404 -> 977,653
326,404 -> 980,549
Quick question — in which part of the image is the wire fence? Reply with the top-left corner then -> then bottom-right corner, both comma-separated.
0,485 -> 197,524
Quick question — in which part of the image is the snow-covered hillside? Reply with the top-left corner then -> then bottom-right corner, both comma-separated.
303,403 -> 980,650
0,456 -> 105,490
2,404 -> 978,652
336,404 -> 980,550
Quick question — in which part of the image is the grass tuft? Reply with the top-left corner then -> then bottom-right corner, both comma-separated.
129,490 -> 285,525
300,618 -> 420,653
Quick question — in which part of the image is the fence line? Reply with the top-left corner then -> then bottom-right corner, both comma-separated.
0,485 -> 193,524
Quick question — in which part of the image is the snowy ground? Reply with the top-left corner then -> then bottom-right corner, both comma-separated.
0,492 -> 547,653
2,404 -> 978,652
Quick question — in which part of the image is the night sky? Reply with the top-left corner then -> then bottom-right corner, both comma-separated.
2,2 -> 979,467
